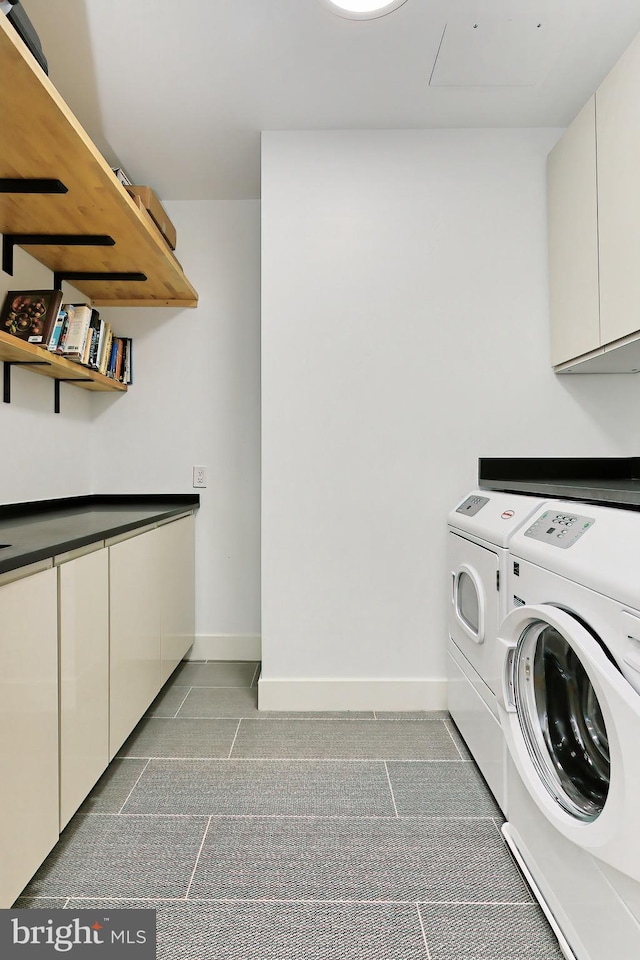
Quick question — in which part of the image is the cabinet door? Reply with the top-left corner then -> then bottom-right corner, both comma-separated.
59,547 -> 109,829
0,567 -> 58,908
547,95 -> 600,365
596,32 -> 640,346
109,529 -> 162,759
158,515 -> 195,685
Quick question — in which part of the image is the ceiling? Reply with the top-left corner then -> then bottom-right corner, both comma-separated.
22,0 -> 640,200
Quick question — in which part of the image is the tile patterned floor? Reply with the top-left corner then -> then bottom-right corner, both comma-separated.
16,661 -> 564,960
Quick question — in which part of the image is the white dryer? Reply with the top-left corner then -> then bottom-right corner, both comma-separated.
496,500 -> 640,960
447,490 -> 547,810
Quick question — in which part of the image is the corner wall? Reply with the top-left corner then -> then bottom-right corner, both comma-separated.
91,200 -> 261,654
260,128 -> 640,710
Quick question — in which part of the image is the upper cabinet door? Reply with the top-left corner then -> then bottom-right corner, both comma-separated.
547,96 -> 600,366
597,33 -> 640,346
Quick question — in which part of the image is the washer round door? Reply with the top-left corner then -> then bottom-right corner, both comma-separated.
512,613 -> 609,822
498,604 -> 640,881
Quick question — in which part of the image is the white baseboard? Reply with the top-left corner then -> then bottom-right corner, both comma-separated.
257,677 -> 447,712
186,635 -> 262,661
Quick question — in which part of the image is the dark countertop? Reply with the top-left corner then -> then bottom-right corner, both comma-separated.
0,494 -> 199,576
478,458 -> 640,510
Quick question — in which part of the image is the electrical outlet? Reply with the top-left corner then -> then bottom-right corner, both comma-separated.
193,465 -> 207,488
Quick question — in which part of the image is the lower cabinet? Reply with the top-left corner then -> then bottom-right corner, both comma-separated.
159,514 -> 195,684
0,565 -> 58,908
109,514 -> 196,758
58,545 -> 110,830
1,511 -> 195,905
109,526 -> 163,759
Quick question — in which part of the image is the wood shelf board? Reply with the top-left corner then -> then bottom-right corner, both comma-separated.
91,299 -> 198,308
0,331 -> 127,393
0,18 -> 198,307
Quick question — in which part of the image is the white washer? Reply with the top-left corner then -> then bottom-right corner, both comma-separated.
496,500 -> 640,960
447,490 -> 547,810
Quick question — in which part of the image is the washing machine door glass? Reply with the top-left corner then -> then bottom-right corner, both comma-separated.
513,617 -> 610,822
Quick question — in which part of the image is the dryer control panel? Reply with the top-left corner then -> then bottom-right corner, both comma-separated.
524,510 -> 595,549
455,495 -> 489,516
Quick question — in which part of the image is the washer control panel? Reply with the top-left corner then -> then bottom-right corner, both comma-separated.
455,495 -> 490,516
524,510 -> 595,549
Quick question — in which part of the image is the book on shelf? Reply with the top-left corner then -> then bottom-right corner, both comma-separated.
114,337 -> 124,382
81,309 -> 101,367
0,289 -> 62,346
106,337 -> 120,379
98,323 -> 113,376
47,304 -> 69,353
93,316 -> 108,371
60,303 -> 92,361
122,337 -> 133,385
104,336 -> 133,384
111,166 -> 132,186
51,303 -> 76,355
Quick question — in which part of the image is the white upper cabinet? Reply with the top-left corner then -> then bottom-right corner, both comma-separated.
596,32 -> 640,347
547,96 -> 600,367
547,31 -> 640,373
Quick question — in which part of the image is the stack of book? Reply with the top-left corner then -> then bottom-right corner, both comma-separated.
0,290 -> 133,385
48,303 -> 133,384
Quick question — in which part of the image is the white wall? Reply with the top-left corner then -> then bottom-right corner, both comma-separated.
0,250 -> 94,502
91,201 -> 261,654
260,128 -> 640,710
0,202 -> 262,654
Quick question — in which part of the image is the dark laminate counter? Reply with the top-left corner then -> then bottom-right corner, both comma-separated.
0,495 -> 199,576
478,458 -> 640,510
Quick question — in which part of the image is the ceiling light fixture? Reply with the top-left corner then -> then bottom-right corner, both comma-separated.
321,0 -> 410,21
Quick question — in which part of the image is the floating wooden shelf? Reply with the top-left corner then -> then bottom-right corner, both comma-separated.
0,330 -> 126,395
0,17 -> 198,308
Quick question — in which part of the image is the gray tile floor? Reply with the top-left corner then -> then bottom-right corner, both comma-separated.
16,661 -> 564,959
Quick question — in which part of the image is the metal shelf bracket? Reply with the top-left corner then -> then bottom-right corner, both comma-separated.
54,377 -> 93,414
3,359 -> 51,404
2,362 -> 95,413
53,271 -> 147,291
2,234 -> 115,276
0,178 -> 68,194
